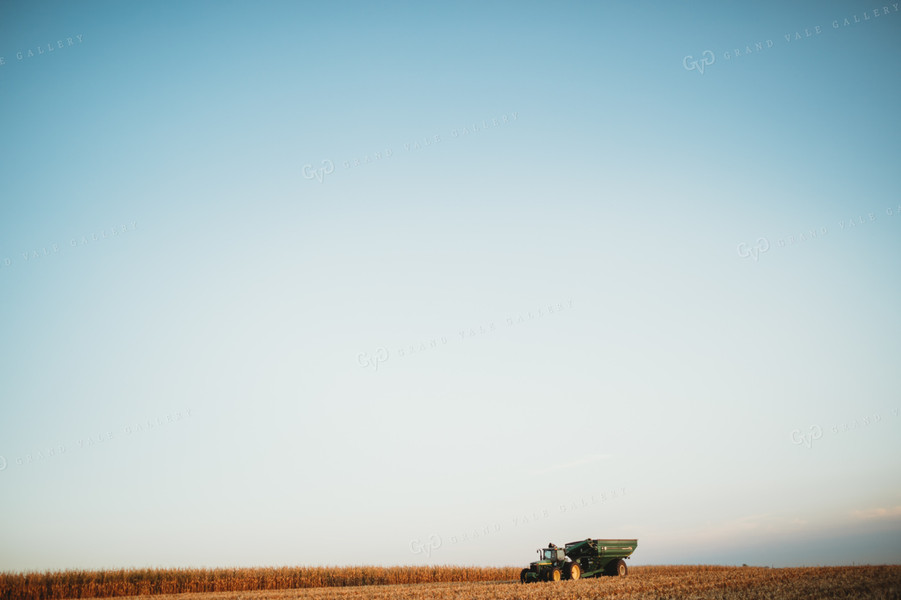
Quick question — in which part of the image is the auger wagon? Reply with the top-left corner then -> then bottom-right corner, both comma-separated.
520,538 -> 637,583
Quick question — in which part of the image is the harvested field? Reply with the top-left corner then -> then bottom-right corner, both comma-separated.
3,565 -> 899,600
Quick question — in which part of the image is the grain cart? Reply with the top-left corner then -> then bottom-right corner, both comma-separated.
520,538 -> 637,583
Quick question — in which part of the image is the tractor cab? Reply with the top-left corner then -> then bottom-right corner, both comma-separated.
538,547 -> 565,563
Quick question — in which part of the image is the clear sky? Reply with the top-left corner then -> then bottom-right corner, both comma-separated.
1,0 -> 900,573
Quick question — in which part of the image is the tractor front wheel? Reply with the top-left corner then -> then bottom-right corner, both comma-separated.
551,567 -> 562,582
520,568 -> 530,584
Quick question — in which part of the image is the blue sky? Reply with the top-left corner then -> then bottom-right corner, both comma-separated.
1,0 -> 900,572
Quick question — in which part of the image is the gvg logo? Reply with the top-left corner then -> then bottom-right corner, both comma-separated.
409,534 -> 441,558
683,50 -> 715,74
737,237 -> 770,261
791,410 -> 895,449
357,348 -> 389,371
790,425 -> 823,448
302,159 -> 335,183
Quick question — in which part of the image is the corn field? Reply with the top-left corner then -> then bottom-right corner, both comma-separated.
0,566 -> 518,600
2,565 -> 899,600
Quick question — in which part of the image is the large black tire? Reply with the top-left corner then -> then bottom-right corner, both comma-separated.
520,568 -> 530,584
604,559 -> 628,577
566,562 -> 581,580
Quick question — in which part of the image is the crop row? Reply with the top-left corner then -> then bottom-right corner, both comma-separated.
0,566 -> 519,600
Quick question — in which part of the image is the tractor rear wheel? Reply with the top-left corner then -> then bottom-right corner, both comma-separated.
567,562 -> 581,580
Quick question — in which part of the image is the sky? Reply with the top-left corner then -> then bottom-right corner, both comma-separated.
0,0 -> 900,573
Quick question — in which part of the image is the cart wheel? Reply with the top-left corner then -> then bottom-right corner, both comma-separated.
615,559 -> 627,577
567,562 -> 581,580
551,567 -> 562,582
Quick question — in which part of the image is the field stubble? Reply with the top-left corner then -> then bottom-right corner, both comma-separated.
60,565 -> 901,600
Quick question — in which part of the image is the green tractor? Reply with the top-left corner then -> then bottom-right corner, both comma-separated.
520,538 -> 637,583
